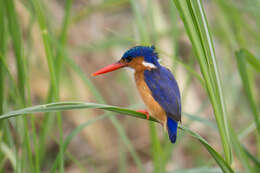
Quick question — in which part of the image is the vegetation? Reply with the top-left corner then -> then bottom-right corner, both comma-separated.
0,0 -> 259,172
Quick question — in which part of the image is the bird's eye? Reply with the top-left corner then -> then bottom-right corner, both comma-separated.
125,57 -> 132,62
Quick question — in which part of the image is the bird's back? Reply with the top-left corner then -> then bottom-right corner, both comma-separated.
144,66 -> 181,122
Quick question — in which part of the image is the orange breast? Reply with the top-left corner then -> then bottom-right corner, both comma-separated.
135,71 -> 167,124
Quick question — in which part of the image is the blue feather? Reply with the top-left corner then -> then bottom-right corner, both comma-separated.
121,46 -> 159,64
144,66 -> 181,122
144,65 -> 181,143
167,117 -> 178,143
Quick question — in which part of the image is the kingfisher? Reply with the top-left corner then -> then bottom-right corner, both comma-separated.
92,46 -> 181,143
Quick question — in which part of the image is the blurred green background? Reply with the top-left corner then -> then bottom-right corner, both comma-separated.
0,0 -> 260,172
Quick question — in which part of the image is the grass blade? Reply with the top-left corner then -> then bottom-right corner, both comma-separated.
229,128 -> 256,173
235,49 -> 260,135
129,0 -> 150,44
172,0 -> 232,164
0,102 -> 157,122
56,0 -> 72,82
31,0 -> 64,171
168,167 -> 222,173
5,1 -> 34,172
150,122 -> 163,173
0,0 -> 6,116
0,101 -> 233,172
0,142 -> 16,170
179,126 -> 234,173
50,114 -> 108,173
242,146 -> 260,169
239,49 -> 260,74
5,0 -> 26,102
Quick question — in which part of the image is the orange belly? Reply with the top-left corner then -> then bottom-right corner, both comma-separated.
134,71 -> 166,124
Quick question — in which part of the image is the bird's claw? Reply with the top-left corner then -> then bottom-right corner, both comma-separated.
136,109 -> 150,120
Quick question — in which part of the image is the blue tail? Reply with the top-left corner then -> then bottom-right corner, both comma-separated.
167,117 -> 178,143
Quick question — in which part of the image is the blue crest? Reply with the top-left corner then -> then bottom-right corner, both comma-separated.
121,46 -> 159,65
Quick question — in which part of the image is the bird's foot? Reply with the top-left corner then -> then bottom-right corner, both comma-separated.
136,109 -> 150,120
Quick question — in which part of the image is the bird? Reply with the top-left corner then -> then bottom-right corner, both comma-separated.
92,46 -> 181,143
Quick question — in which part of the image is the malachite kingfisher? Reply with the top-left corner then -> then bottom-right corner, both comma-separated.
92,46 -> 181,143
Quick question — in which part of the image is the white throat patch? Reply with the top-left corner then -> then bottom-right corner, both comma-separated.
142,61 -> 157,69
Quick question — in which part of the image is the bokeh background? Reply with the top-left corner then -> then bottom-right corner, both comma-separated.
1,0 -> 260,172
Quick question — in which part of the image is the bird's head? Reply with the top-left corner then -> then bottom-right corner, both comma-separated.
92,46 -> 159,76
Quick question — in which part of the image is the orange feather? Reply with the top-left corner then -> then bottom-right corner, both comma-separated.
131,57 -> 167,127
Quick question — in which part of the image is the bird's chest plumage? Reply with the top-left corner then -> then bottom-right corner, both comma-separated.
134,71 -> 166,124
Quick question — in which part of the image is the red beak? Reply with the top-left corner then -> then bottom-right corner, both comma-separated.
92,62 -> 127,76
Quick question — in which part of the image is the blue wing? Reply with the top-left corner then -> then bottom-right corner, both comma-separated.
144,66 -> 181,122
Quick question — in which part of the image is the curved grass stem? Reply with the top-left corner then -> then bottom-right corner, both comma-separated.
0,101 -> 234,173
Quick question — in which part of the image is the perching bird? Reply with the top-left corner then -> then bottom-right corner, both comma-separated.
92,46 -> 181,143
